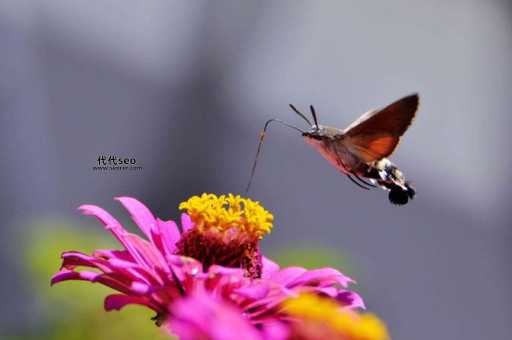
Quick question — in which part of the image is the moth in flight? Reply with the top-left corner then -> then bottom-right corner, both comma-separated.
245,94 -> 419,205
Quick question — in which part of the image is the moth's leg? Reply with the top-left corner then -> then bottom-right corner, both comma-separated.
354,174 -> 376,187
331,146 -> 375,190
331,145 -> 372,190
346,173 -> 371,190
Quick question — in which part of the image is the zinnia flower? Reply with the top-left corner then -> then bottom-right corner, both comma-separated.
51,194 -> 362,330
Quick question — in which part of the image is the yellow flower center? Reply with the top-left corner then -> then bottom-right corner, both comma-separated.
283,294 -> 390,340
179,193 -> 273,239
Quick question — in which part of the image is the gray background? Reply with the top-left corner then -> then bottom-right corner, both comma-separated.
1,1 -> 511,339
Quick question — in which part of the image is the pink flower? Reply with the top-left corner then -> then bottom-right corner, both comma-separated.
51,195 -> 363,330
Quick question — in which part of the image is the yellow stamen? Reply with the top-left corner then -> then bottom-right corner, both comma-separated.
283,294 -> 390,340
179,193 -> 273,239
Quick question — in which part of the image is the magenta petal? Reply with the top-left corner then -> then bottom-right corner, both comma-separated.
52,268 -> 138,296
261,257 -> 280,279
78,204 -> 122,228
270,267 -> 307,286
123,233 -> 168,271
106,257 -> 138,270
51,270 -> 78,285
261,321 -> 289,340
94,249 -> 134,262
336,291 -> 366,309
156,218 -> 180,255
287,268 -> 353,288
51,270 -> 100,285
130,281 -> 151,294
115,197 -> 156,240
79,204 -> 144,264
208,265 -> 245,277
84,272 -> 137,293
104,294 -> 159,312
313,286 -> 339,297
168,255 -> 202,276
168,291 -> 262,340
180,213 -> 193,232
233,282 -> 270,300
61,251 -> 97,264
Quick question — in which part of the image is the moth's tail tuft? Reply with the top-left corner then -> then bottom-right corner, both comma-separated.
388,181 -> 415,205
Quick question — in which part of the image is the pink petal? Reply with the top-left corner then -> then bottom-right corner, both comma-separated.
115,197 -> 156,241
180,213 -> 193,232
101,258 -> 159,285
51,269 -> 101,285
287,268 -> 353,288
270,267 -> 307,286
247,295 -> 290,319
64,249 -> 160,287
233,282 -> 270,300
61,251 -> 112,272
168,255 -> 202,277
94,249 -> 134,262
123,233 -> 168,272
336,291 -> 366,309
261,257 -> 280,279
106,257 -> 139,270
52,267 -> 150,297
168,291 -> 262,340
261,321 -> 289,340
131,281 -> 151,294
92,273 -> 147,296
79,204 -> 147,267
312,286 -> 339,297
78,204 -> 122,228
104,294 -> 160,312
156,218 -> 180,255
208,265 -> 245,277
242,287 -> 296,313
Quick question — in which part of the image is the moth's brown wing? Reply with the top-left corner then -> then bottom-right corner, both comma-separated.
343,94 -> 419,162
347,136 -> 401,162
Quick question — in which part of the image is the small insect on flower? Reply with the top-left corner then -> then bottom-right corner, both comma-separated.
246,94 -> 419,205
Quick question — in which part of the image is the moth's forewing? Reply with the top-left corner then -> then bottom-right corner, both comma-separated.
343,94 -> 419,162
347,136 -> 400,163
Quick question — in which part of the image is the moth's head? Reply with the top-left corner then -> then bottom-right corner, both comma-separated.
302,125 -> 341,141
289,104 -> 326,142
302,125 -> 326,140
301,125 -> 340,150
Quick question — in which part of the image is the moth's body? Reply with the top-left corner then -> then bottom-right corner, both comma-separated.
302,94 -> 419,205
304,127 -> 408,188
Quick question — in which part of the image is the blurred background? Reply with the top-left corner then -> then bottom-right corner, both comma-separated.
1,1 -> 511,339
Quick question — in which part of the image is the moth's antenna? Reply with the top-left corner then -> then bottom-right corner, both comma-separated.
245,118 -> 305,194
289,104 -> 312,126
310,105 -> 319,127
